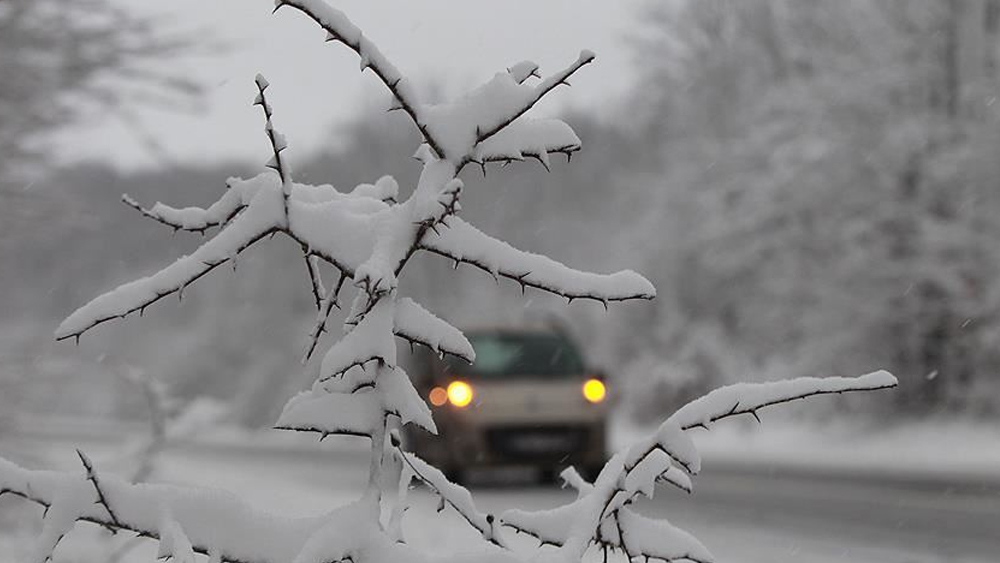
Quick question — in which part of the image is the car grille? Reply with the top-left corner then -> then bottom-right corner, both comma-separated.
485,426 -> 588,460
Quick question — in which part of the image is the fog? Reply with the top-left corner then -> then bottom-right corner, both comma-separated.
5,0 -> 1000,425
3,2 -> 1000,562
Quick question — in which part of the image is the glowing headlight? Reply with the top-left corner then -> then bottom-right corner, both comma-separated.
446,381 -> 474,408
429,386 -> 448,407
583,378 -> 606,404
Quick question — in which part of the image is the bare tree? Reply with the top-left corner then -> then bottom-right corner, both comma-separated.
0,2 -> 896,562
0,0 -> 198,185
624,0 -> 1000,414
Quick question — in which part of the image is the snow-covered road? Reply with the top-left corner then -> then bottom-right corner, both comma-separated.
4,434 -> 998,563
157,441 -> 1000,563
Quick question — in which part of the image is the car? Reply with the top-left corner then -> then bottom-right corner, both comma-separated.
405,326 -> 609,482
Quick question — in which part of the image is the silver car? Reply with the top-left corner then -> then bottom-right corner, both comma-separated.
406,327 -> 608,483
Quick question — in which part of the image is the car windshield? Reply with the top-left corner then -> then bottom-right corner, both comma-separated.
444,332 -> 585,379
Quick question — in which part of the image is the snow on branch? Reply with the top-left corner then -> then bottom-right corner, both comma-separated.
76,450 -> 123,530
275,388 -> 384,439
278,366 -> 434,438
350,172 -> 463,299
469,50 -> 594,152
668,370 -> 898,431
614,510 -> 713,563
304,253 -> 328,311
59,164 -> 405,343
0,456 -> 332,563
302,271 -> 349,363
393,298 -> 475,363
121,188 -> 245,234
319,298 -> 397,381
40,5 -> 901,563
254,74 -> 293,205
502,371 -> 897,563
56,181 -> 287,342
419,217 -> 656,304
417,52 -> 594,164
502,452 -> 711,563
392,442 -> 504,548
350,175 -> 399,204
470,118 -> 582,172
306,293 -> 473,366
273,0 -> 447,160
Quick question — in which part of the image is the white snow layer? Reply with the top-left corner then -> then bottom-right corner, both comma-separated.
393,298 -> 475,362
419,51 -> 593,160
57,171 -> 403,340
667,370 -> 898,431
280,365 -> 435,436
0,456 -> 330,563
57,179 -> 287,340
500,371 -> 897,563
320,298 -> 397,380
471,118 -> 581,167
421,216 -> 655,302
400,453 -> 499,543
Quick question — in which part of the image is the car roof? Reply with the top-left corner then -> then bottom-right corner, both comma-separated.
460,320 -> 569,336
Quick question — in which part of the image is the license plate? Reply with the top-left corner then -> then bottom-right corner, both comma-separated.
506,432 -> 575,452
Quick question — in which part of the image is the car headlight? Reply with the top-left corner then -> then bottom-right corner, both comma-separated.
446,380 -> 474,408
582,378 -> 606,404
429,386 -> 448,407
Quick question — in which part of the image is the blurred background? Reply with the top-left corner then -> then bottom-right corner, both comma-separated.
2,1 -> 1000,562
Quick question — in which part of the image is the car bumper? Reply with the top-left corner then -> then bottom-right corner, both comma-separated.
410,418 -> 607,471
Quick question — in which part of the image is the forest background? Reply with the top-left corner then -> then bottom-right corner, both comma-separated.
2,0 -> 999,428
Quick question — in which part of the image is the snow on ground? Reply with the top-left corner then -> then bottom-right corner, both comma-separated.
611,416 -> 1000,485
3,417 -> 999,563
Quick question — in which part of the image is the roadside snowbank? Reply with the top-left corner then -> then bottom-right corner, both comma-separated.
613,415 -> 1000,485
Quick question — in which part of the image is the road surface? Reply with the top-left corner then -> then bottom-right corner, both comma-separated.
3,433 -> 998,563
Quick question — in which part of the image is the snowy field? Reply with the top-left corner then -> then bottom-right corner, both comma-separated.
2,420 -> 998,563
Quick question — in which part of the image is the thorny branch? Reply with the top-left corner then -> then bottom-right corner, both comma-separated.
593,378 -> 900,541
273,0 -> 448,160
303,270 -> 349,363
28,5 -> 903,563
56,226 -> 281,343
254,74 -> 292,216
391,439 -> 506,549
464,51 -> 595,164
121,193 -> 244,235
419,246 -> 653,306
77,449 -> 122,530
0,486 -> 250,563
304,253 -> 328,311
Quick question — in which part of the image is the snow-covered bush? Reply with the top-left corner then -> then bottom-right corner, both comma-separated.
0,2 -> 897,562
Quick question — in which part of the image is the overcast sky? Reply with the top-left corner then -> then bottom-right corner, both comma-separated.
50,0 -> 648,171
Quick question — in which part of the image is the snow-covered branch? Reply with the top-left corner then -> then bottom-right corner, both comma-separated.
303,254 -> 328,311
121,185 -> 244,234
32,5 -> 902,563
669,370 -> 898,431
254,74 -> 292,207
419,217 -> 656,304
277,365 -> 434,439
392,298 -> 475,363
501,371 -> 898,563
57,167 -> 405,342
319,298 -> 397,381
466,50 -> 594,157
56,183 -> 286,342
0,456 -> 323,563
470,118 -> 582,172
302,270 -> 348,363
273,0 -> 447,160
392,440 -> 505,548
413,52 -> 593,166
